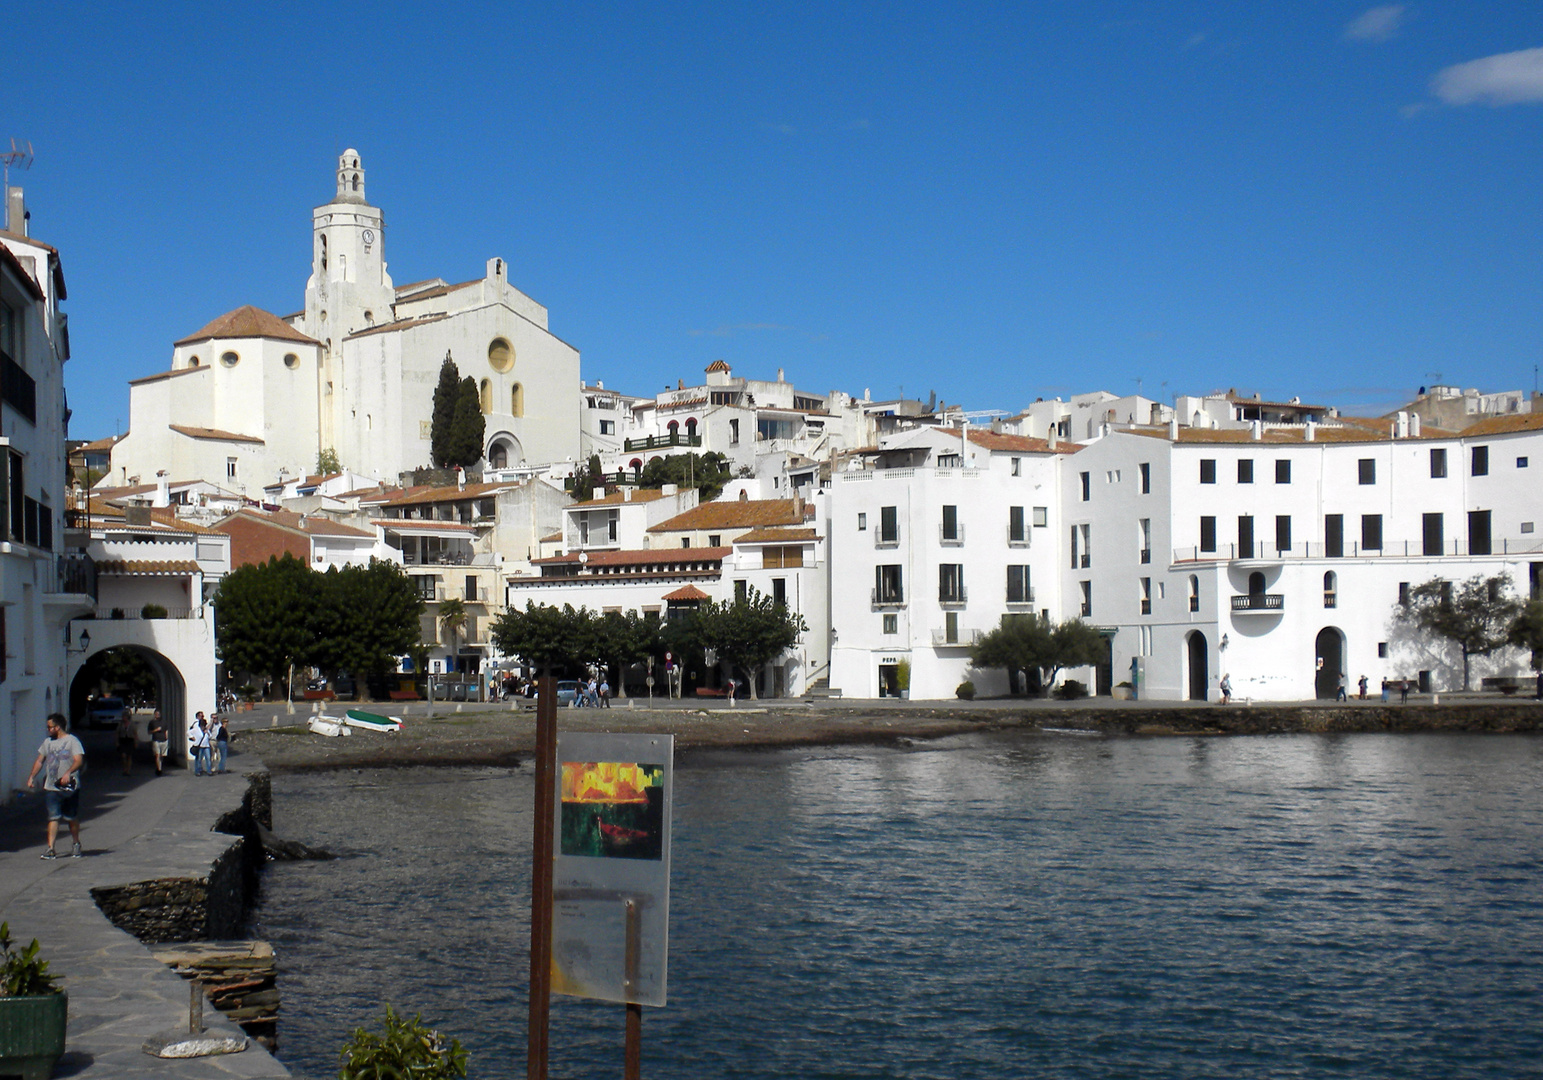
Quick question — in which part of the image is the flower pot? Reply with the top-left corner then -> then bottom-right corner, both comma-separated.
0,991 -> 67,1080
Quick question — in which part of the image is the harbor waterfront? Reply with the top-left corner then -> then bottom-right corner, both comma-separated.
248,718 -> 1543,1080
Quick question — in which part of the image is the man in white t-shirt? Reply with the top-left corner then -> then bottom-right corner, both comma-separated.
25,713 -> 86,859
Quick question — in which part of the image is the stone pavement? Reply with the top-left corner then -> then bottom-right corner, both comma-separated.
0,735 -> 289,1079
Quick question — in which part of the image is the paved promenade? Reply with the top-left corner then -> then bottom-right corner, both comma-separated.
0,733 -> 288,1079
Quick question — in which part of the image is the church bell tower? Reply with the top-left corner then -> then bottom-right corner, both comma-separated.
303,149 -> 395,345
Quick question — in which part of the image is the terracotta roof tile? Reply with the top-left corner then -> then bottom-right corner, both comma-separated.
705,360 -> 732,373
169,424 -> 265,445
174,305 -> 320,347
128,366 -> 207,387
570,489 -> 669,508
346,313 -> 452,339
966,431 -> 1078,454
395,279 -> 479,303
733,526 -> 820,543
379,481 -> 513,507
95,559 -> 201,575
662,584 -> 710,601
372,519 -> 477,534
1459,412 -> 1543,437
647,499 -> 802,532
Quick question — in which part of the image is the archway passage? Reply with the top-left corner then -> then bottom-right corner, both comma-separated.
68,644 -> 190,762
1187,631 -> 1208,701
1315,627 -> 1343,700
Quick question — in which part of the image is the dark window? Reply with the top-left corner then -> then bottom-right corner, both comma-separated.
1238,459 -> 1254,484
1358,458 -> 1376,485
1378,642 -> 1388,658
1469,510 -> 1492,556
0,351 -> 37,426
1139,462 -> 1150,494
938,564 -> 965,603
1399,581 -> 1410,606
1200,516 -> 1216,554
772,577 -> 786,606
6,450 -> 22,544
413,575 -> 436,600
879,506 -> 898,543
1189,575 -> 1200,613
1007,565 -> 1031,604
1362,514 -> 1382,551
1422,512 -> 1443,556
1080,580 -> 1092,617
734,579 -> 748,601
941,505 -> 959,541
874,565 -> 904,604
1008,506 -> 1026,543
708,534 -> 721,547
1275,459 -> 1291,484
1080,472 -> 1090,501
1518,457 -> 1529,469
1237,515 -> 1254,559
1200,459 -> 1216,484
1472,445 -> 1489,476
1430,448 -> 1447,478
1276,515 -> 1291,553
1325,514 -> 1344,558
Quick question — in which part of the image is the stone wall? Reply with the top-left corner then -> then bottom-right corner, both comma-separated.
1059,701 -> 1543,737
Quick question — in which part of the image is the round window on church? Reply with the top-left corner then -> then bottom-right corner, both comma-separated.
188,355 -> 201,367
284,353 -> 300,369
221,351 -> 240,368
488,337 -> 514,373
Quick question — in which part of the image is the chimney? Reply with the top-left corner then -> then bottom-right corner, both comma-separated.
457,467 -> 466,491
661,483 -> 678,496
154,470 -> 170,508
1395,411 -> 1409,439
1048,429 -> 1058,450
1250,420 -> 1262,441
1305,420 -> 1316,442
623,487 -> 632,502
777,368 -> 785,382
592,486 -> 606,501
1168,418 -> 1179,441
1410,413 -> 1421,437
5,188 -> 24,237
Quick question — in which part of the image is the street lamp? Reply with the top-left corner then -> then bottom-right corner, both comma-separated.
67,626 -> 91,653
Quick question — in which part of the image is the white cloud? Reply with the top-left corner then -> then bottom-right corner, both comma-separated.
1344,5 -> 1405,43
1433,46 -> 1543,105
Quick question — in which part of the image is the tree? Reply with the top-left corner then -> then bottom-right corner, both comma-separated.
214,554 -> 318,693
593,609 -> 661,699
569,454 -> 610,500
430,355 -> 461,468
1398,574 -> 1524,690
450,376 -> 485,467
1507,599 -> 1543,672
316,447 -> 342,476
689,586 -> 806,699
637,453 -> 734,501
311,560 -> 425,685
971,614 -> 1106,696
437,597 -> 468,660
489,602 -> 598,677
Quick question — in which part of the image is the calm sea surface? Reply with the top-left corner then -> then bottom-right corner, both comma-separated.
250,732 -> 1543,1079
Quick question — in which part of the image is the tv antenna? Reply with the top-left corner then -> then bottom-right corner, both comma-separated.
1,138 -> 33,195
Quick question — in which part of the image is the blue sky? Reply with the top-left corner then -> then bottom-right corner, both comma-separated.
10,2 -> 1543,440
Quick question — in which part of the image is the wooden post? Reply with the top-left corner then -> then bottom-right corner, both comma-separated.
624,897 -> 641,1080
528,675 -> 557,1080
189,978 -> 203,1034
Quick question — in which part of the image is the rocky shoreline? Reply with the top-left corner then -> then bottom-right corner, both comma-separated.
233,697 -> 1543,772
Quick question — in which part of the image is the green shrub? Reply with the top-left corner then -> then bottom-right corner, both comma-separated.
141,603 -> 168,619
1055,679 -> 1086,700
338,1006 -> 467,1079
955,680 -> 976,700
0,922 -> 61,996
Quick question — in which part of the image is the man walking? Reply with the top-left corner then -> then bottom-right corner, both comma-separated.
1336,673 -> 1348,702
26,714 -> 85,859
148,709 -> 169,775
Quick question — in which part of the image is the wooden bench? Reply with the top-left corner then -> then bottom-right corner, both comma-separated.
301,689 -> 336,701
388,689 -> 421,701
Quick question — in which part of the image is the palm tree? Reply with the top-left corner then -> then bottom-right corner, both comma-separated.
438,597 -> 468,665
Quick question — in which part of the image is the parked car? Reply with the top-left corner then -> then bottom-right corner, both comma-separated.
555,680 -> 580,705
89,697 -> 126,729
331,675 -> 357,700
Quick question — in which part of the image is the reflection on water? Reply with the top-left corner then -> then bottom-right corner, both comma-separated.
251,733 -> 1543,1079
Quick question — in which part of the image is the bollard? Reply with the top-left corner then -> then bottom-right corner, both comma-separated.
189,979 -> 203,1034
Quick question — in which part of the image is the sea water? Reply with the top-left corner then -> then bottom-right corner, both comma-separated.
251,732 -> 1543,1079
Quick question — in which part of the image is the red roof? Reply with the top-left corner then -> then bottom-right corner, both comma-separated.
662,584 -> 710,601
175,305 -> 320,347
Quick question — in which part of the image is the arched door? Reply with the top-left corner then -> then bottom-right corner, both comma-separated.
1187,631 -> 1208,701
1315,627 -> 1343,699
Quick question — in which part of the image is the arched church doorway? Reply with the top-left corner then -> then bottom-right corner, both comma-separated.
486,435 -> 521,470
1314,627 -> 1344,700
1186,630 -> 1208,701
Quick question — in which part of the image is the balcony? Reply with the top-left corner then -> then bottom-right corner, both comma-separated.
874,531 -> 900,549
1007,527 -> 1029,548
57,553 -> 97,600
1231,593 -> 1284,614
1324,592 -> 1337,608
938,586 -> 968,606
1174,537 -> 1543,563
939,523 -> 965,546
623,433 -> 702,452
871,588 -> 906,607
1006,587 -> 1036,606
931,627 -> 982,647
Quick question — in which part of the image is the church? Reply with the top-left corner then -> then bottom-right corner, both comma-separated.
109,151 -> 581,491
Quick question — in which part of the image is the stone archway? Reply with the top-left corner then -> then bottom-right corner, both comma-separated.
486,433 -> 522,470
65,616 -> 215,770
1315,627 -> 1344,700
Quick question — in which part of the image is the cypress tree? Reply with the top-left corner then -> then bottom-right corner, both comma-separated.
451,376 -> 486,467
430,355 -> 460,467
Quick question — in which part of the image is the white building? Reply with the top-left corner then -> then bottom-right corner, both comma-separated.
111,150 -> 582,490
1064,415 -> 1543,701
826,428 -> 1071,699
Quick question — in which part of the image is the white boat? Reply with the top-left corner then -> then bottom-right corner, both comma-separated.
344,709 -> 403,734
307,715 -> 352,737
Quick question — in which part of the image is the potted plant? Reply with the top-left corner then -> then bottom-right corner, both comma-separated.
955,680 -> 976,700
140,603 -> 168,619
1112,680 -> 1134,701
0,922 -> 67,1080
895,659 -> 912,700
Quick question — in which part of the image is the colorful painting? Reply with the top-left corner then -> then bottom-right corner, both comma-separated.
561,761 -> 666,860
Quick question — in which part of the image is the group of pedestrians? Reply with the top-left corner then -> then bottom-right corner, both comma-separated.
574,676 -> 612,708
188,711 -> 229,776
